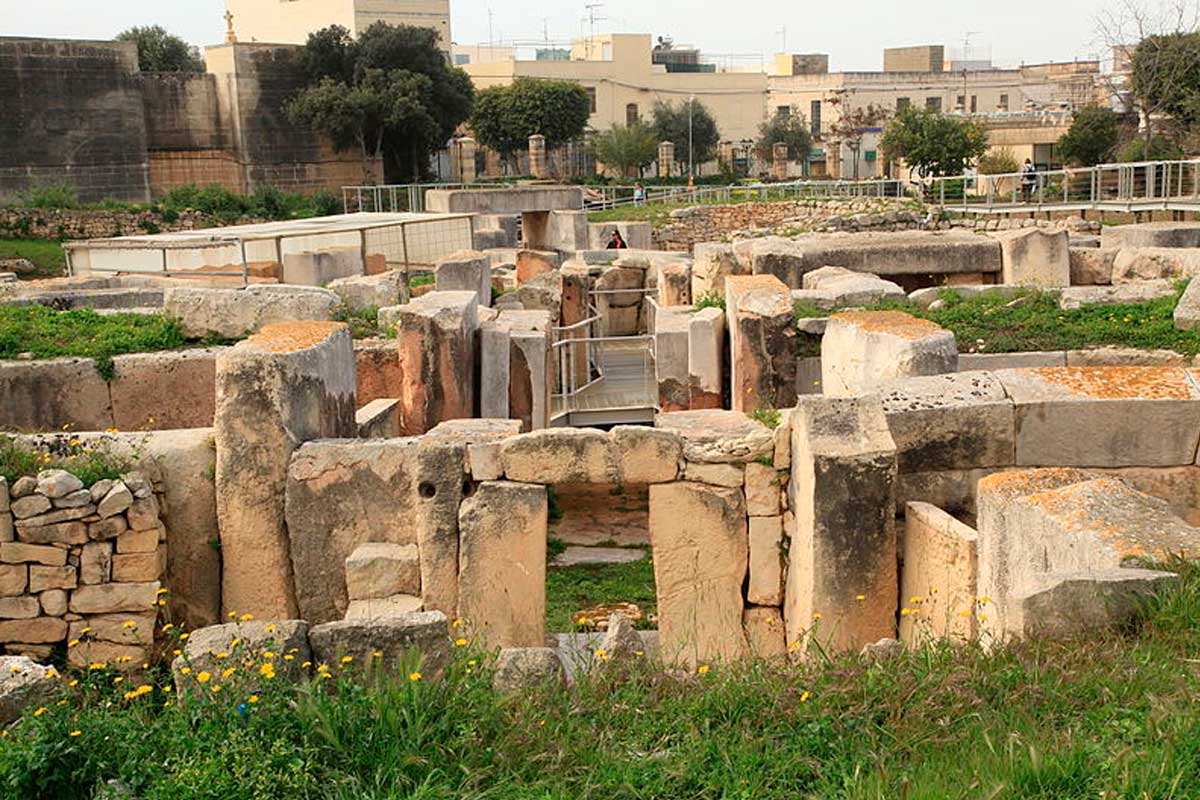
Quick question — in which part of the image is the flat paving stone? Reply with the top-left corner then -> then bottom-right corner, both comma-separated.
551,546 -> 647,567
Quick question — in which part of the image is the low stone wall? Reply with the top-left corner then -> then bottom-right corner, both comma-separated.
0,208 -> 242,242
0,469 -> 167,666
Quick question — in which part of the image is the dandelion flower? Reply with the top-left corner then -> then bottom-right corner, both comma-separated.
211,685 -> 222,693
855,595 -> 866,601
371,651 -> 383,659
239,614 -> 254,622
69,730 -> 82,737
697,665 -> 710,675
800,691 -> 811,703
409,671 -> 422,682
340,656 -> 353,664
67,679 -> 78,687
32,707 -> 47,717
222,668 -> 236,679
263,624 -> 277,633
121,620 -> 137,629
196,671 -> 211,684
67,639 -> 80,648
248,695 -> 259,704
454,638 -> 468,647
180,667 -> 192,675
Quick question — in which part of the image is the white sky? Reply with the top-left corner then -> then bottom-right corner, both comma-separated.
0,0 -> 1110,71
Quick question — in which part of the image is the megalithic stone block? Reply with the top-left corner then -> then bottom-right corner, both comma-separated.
786,396 -> 898,655
649,481 -> 749,669
688,306 -> 725,410
435,250 -> 493,308
215,321 -> 357,619
457,481 -> 547,649
724,275 -> 797,413
655,306 -> 691,412
394,291 -> 479,435
822,311 -> 958,397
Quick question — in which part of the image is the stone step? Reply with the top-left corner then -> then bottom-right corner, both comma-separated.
550,546 -> 647,567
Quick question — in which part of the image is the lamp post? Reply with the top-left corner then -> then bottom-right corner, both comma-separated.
688,94 -> 695,178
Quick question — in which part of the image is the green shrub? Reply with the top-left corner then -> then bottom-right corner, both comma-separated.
0,434 -> 135,484
0,306 -> 188,365
16,184 -> 78,210
694,290 -> 726,312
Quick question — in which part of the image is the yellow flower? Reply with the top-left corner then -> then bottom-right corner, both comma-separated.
371,651 -> 383,659
67,639 -> 80,648
215,652 -> 228,660
196,671 -> 211,684
80,627 -> 93,635
222,668 -> 236,679
211,685 -> 222,693
179,633 -> 189,640
228,612 -> 238,619
67,679 -> 79,687
909,596 -> 923,604
978,615 -> 989,623
283,654 -> 294,661
800,691 -> 811,703
180,667 -> 192,675
697,665 -> 710,675
172,649 -> 182,656
301,661 -> 312,669
959,610 -> 973,618
69,730 -> 82,737
263,624 -> 277,633
408,671 -> 422,682
117,656 -> 133,663
316,663 -> 329,673
855,595 -> 866,601
340,656 -> 353,664
113,676 -> 124,684
813,613 -> 823,620
454,638 -> 468,647
248,695 -> 259,704
121,620 -> 138,629
451,619 -> 463,628
32,707 -> 47,717
162,623 -> 174,632
261,651 -> 275,660
239,614 -> 254,622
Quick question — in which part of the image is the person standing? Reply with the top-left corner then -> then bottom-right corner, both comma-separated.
607,229 -> 628,249
633,182 -> 646,207
1021,158 -> 1038,203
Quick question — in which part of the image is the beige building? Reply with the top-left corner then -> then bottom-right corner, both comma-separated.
461,34 -> 768,171
225,0 -> 451,46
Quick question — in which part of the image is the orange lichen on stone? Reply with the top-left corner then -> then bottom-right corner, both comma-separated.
977,468 -> 1097,499
830,310 -> 948,341
1026,366 -> 1197,400
724,274 -> 789,296
245,321 -> 347,354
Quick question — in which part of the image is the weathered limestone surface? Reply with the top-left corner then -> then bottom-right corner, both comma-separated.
900,502 -> 978,644
109,349 -> 219,431
656,261 -> 692,307
654,306 -> 691,412
0,656 -> 57,724
784,230 -> 1002,277
457,482 -> 547,649
1101,222 -> 1200,249
493,647 -> 566,692
688,307 -> 725,410
394,291 -> 479,435
747,515 -> 784,606
0,358 -> 114,433
791,266 -> 905,309
345,542 -> 421,602
500,427 -> 681,485
649,482 -> 748,668
414,441 -> 466,617
691,242 -> 745,299
1111,247 -> 1200,283
1175,276 -> 1200,331
286,438 -> 423,623
355,398 -> 401,439
172,619 -> 311,690
216,322 -> 357,619
1058,281 -> 1175,310
481,310 -> 554,431
655,409 -> 774,464
328,270 -> 408,311
725,275 -> 797,412
822,311 -> 958,397
995,367 -> 1200,467
879,372 -> 1015,472
742,606 -> 787,660
164,285 -> 340,339
309,611 -> 451,678
1069,247 -> 1117,285
435,250 -> 493,307
1009,569 -> 1176,639
786,396 -> 898,654
991,228 -> 1071,287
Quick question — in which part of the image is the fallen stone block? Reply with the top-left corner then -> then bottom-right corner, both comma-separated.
995,366 -> 1200,467
991,228 -> 1070,287
172,619 -> 311,691
1069,247 -> 1116,285
329,270 -> 408,311
345,594 -> 423,620
822,311 -> 958,397
691,242 -> 744,299
282,246 -> 363,286
1112,247 -> 1200,283
791,266 -> 905,309
655,409 -> 774,464
310,611 -> 451,679
345,543 -> 421,602
493,647 -> 566,692
1009,568 -> 1176,640
355,398 -> 401,439
1175,278 -> 1200,331
1058,281 -> 1175,310
0,656 -> 57,725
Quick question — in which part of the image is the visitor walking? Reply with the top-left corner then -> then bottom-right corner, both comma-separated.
1021,158 -> 1038,203
633,183 -> 646,206
607,229 -> 628,249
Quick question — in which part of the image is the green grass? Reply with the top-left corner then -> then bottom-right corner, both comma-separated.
800,283 -> 1200,356
0,305 -> 188,376
3,562 -> 1200,799
545,549 -> 657,632
0,239 -> 66,278
0,434 -> 133,484
332,305 -> 394,340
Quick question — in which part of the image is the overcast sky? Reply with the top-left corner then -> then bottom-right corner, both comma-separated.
0,0 -> 1112,71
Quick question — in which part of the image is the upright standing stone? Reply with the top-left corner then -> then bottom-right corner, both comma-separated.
457,482 -> 548,649
724,275 -> 797,413
991,228 -> 1071,287
655,306 -> 691,412
395,291 -> 479,435
215,322 -> 357,619
688,306 -> 725,410
458,137 -> 477,183
649,482 -> 749,668
528,134 -> 548,179
900,502 -> 979,644
786,396 -> 898,654
657,262 -> 692,307
435,251 -> 492,307
657,141 -> 676,178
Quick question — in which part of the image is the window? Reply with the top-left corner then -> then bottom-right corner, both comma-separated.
626,103 -> 639,125
970,95 -> 978,113
926,97 -> 942,112
896,97 -> 911,112
956,94 -> 966,111
775,105 -> 791,118
586,87 -> 597,114
810,100 -> 821,136
999,93 -> 1009,112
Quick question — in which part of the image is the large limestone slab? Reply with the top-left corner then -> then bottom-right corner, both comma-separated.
654,306 -> 691,411
991,228 -> 1070,287
822,311 -> 958,397
1112,247 -> 1200,283
741,236 -> 811,287
164,285 -> 339,339
786,396 -> 898,654
995,367 -> 1200,467
109,349 -> 219,431
649,482 -> 748,668
394,291 -> 479,435
1008,569 -> 1177,640
309,611 -> 451,679
787,230 -> 1002,277
499,427 -> 680,485
900,502 -> 978,644
791,266 -> 905,309
1058,281 -> 1175,310
879,371 -> 1015,472
457,482 -> 547,649
328,270 -> 408,311
1175,277 -> 1200,331
1069,248 -> 1117,285
724,275 -> 797,412
435,250 -> 492,307
216,322 -> 357,619
655,409 -> 774,464
688,306 -> 725,410
1102,221 -> 1200,249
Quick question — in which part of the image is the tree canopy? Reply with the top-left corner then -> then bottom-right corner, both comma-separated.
287,23 -> 474,182
652,99 -> 721,173
469,78 -> 592,158
879,108 -> 989,177
1057,106 -> 1124,166
1131,31 -> 1200,130
754,112 -> 813,164
592,122 -> 659,178
826,103 -> 890,179
115,25 -> 204,73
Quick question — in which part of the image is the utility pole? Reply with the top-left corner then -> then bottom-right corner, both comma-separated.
487,8 -> 494,46
777,26 -> 786,55
688,94 -> 695,178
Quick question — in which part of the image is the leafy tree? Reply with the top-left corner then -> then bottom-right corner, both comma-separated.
652,99 -> 721,174
1057,106 -> 1124,166
754,112 -> 813,164
1131,31 -> 1200,131
977,148 -> 1019,175
592,122 -> 658,178
1119,134 -> 1183,162
288,23 -> 474,182
115,25 -> 204,73
879,108 -> 989,177
826,102 -> 890,178
469,78 -> 592,164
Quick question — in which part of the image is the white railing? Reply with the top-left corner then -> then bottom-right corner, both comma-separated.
583,179 -> 906,212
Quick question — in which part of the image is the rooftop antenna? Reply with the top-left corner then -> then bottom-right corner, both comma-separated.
542,17 -> 550,43
777,25 -> 786,55
488,8 -> 495,46
584,2 -> 606,40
